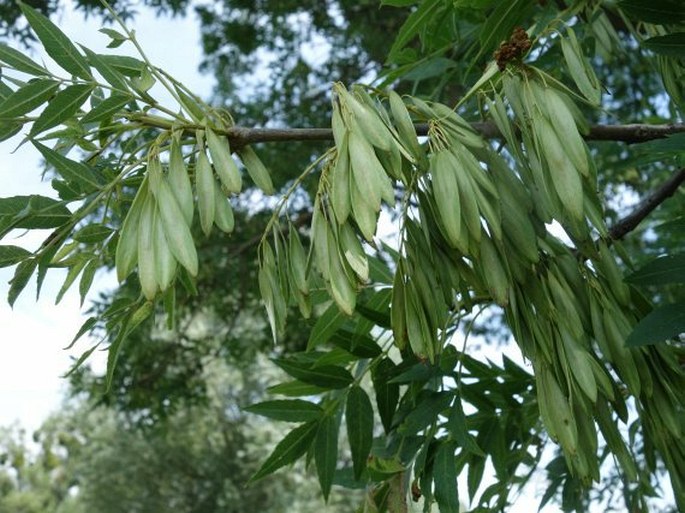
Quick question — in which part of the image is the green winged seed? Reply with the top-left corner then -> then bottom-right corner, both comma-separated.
331,138 -> 351,224
561,28 -> 601,105
239,146 -> 275,195
339,222 -> 368,283
206,127 -> 242,193
479,235 -> 509,306
116,179 -> 149,282
156,177 -> 199,276
560,328 -> 597,403
152,206 -> 177,291
213,183 -> 235,234
387,89 -> 421,162
340,88 -> 391,151
137,192 -> 159,300
350,174 -> 377,242
348,130 -> 383,211
196,149 -> 216,237
288,229 -> 308,295
542,86 -> 589,177
311,206 -> 331,281
168,137 -> 194,225
431,151 -> 462,249
327,241 -> 356,315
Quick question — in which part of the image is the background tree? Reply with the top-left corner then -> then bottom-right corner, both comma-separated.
0,1 -> 684,512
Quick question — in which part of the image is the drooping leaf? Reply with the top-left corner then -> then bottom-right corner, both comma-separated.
78,259 -> 98,306
433,440 -> 460,513
642,33 -> 685,58
346,385 -> 374,479
315,414 -> 340,501
19,1 -> 91,80
0,79 -> 59,119
30,83 -> 94,135
8,258 -> 37,307
0,245 -> 32,268
625,301 -> 685,347
33,142 -> 102,192
371,358 -> 400,433
243,399 -> 323,422
618,0 -> 685,24
250,421 -> 318,482
80,93 -> 131,124
626,254 -> 685,286
55,254 -> 89,304
273,358 -> 354,389
0,43 -> 48,76
63,316 -> 97,350
307,301 -> 346,350
0,195 -> 72,234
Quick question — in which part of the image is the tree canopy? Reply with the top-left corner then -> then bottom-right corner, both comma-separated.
0,0 -> 684,512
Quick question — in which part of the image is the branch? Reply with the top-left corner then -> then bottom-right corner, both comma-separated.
609,168 -> 685,240
223,122 -> 685,147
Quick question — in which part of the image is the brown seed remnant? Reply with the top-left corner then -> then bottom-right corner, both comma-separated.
494,27 -> 532,71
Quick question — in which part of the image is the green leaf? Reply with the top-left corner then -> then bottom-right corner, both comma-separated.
479,0 -> 534,57
371,358 -> 399,433
33,141 -> 102,192
63,316 -> 97,350
0,245 -> 32,268
625,301 -> 685,347
0,195 -> 72,233
315,414 -> 340,501
273,358 -> 354,389
81,48 -> 130,92
8,258 -> 37,306
80,93 -> 130,124
404,57 -> 456,81
99,55 -> 145,77
30,84 -> 94,135
105,301 -> 153,391
398,391 -> 453,435
618,0 -> 685,24
643,33 -> 685,58
78,259 -> 98,306
250,421 -> 318,482
243,399 -> 323,422
346,385 -> 374,479
19,1 -> 91,80
307,301 -> 346,350
329,330 -> 382,358
433,440 -> 459,513
55,255 -> 89,304
73,224 -> 113,243
62,343 -> 100,378
388,0 -> 442,61
267,380 -> 328,397
0,79 -> 60,119
626,254 -> 685,286
0,43 -> 48,76
0,122 -> 22,142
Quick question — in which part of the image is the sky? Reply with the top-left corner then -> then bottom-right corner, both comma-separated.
0,1 -> 213,433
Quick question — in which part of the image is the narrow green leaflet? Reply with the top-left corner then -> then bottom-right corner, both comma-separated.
618,0 -> 685,24
63,316 -> 97,350
398,391 -> 453,435
8,258 -> 37,306
81,48 -> 130,92
0,245 -> 31,268
642,34 -> 685,58
267,380 -> 328,397
55,255 -> 89,304
0,43 -> 48,76
99,55 -> 145,77
80,94 -> 130,124
626,254 -> 685,286
33,141 -> 102,192
433,440 -> 460,513
273,358 -> 354,389
73,224 -> 113,243
315,414 -> 340,501
346,385 -> 374,479
30,84 -> 94,135
307,301 -> 346,350
243,399 -> 323,422
79,259 -> 98,306
18,1 -> 91,80
371,358 -> 399,433
250,421 -> 318,482
387,0 -> 442,61
0,79 -> 60,119
625,301 -> 685,347
0,195 -> 72,233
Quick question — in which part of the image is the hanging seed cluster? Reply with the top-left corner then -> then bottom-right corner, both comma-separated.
115,122 -> 274,300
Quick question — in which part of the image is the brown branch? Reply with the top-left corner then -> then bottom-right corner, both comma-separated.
609,168 -> 685,240
223,122 -> 685,147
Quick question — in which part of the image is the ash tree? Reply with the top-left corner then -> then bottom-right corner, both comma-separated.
0,0 -> 684,512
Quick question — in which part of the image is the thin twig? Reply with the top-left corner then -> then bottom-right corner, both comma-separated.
609,168 -> 685,240
219,122 -> 685,147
